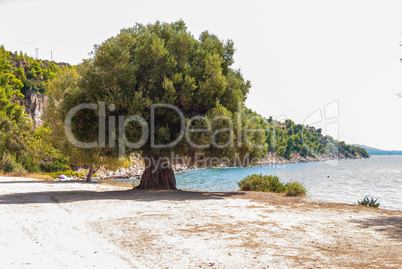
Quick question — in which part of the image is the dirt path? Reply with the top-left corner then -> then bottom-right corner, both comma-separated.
0,177 -> 400,268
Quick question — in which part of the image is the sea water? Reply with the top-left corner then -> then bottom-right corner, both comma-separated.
175,155 -> 402,211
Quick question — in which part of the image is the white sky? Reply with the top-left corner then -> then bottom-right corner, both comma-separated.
1,0 -> 402,150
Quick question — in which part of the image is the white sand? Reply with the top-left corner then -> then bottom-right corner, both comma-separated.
0,176 -> 400,268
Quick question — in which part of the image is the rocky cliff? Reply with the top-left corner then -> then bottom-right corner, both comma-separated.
23,88 -> 48,129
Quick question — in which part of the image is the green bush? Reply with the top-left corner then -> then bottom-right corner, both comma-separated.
285,181 -> 307,196
40,157 -> 71,172
238,174 -> 286,193
32,164 -> 41,173
358,196 -> 380,208
238,174 -> 306,196
0,155 -> 23,172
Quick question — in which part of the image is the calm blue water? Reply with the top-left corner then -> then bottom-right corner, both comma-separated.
175,156 -> 402,211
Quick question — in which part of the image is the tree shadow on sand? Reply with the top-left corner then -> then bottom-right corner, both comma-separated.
351,216 -> 402,243
0,180 -> 245,204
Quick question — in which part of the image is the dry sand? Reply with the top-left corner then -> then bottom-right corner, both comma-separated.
0,176 -> 400,268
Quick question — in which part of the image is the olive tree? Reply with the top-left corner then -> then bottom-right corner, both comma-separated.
48,20 -> 264,188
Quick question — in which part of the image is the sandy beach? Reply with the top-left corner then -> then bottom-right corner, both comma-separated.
0,176 -> 400,268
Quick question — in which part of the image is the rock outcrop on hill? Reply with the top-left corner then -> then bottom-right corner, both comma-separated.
23,88 -> 47,129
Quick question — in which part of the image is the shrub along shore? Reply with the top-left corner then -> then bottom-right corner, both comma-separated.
238,174 -> 307,196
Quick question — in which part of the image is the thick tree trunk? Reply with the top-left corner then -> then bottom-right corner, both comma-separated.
86,164 -> 95,182
136,156 -> 177,190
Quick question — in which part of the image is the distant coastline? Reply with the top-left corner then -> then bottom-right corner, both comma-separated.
352,144 -> 402,156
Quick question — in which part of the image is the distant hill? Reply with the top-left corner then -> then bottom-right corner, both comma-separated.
0,45 -> 70,128
352,144 -> 402,155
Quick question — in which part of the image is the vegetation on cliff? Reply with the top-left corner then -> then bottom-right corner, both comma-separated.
244,108 -> 369,160
0,45 -> 66,172
0,45 -> 68,95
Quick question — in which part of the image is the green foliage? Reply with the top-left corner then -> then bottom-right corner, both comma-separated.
0,47 -> 31,163
238,174 -> 306,196
358,196 -> 380,208
45,20 -> 262,170
21,126 -> 60,172
0,45 -> 67,173
238,174 -> 286,193
285,181 -> 307,196
242,107 -> 369,159
40,157 -> 70,172
0,154 -> 24,172
45,67 -> 128,176
0,45 -> 65,96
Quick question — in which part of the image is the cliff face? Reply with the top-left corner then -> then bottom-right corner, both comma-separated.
24,88 -> 47,129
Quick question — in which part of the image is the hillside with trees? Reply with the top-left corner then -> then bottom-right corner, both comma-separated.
0,45 -> 68,95
244,108 -> 369,160
0,45 -> 68,172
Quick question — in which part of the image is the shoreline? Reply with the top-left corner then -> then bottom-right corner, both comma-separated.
0,176 -> 400,268
257,151 -> 364,166
91,152 -> 366,181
